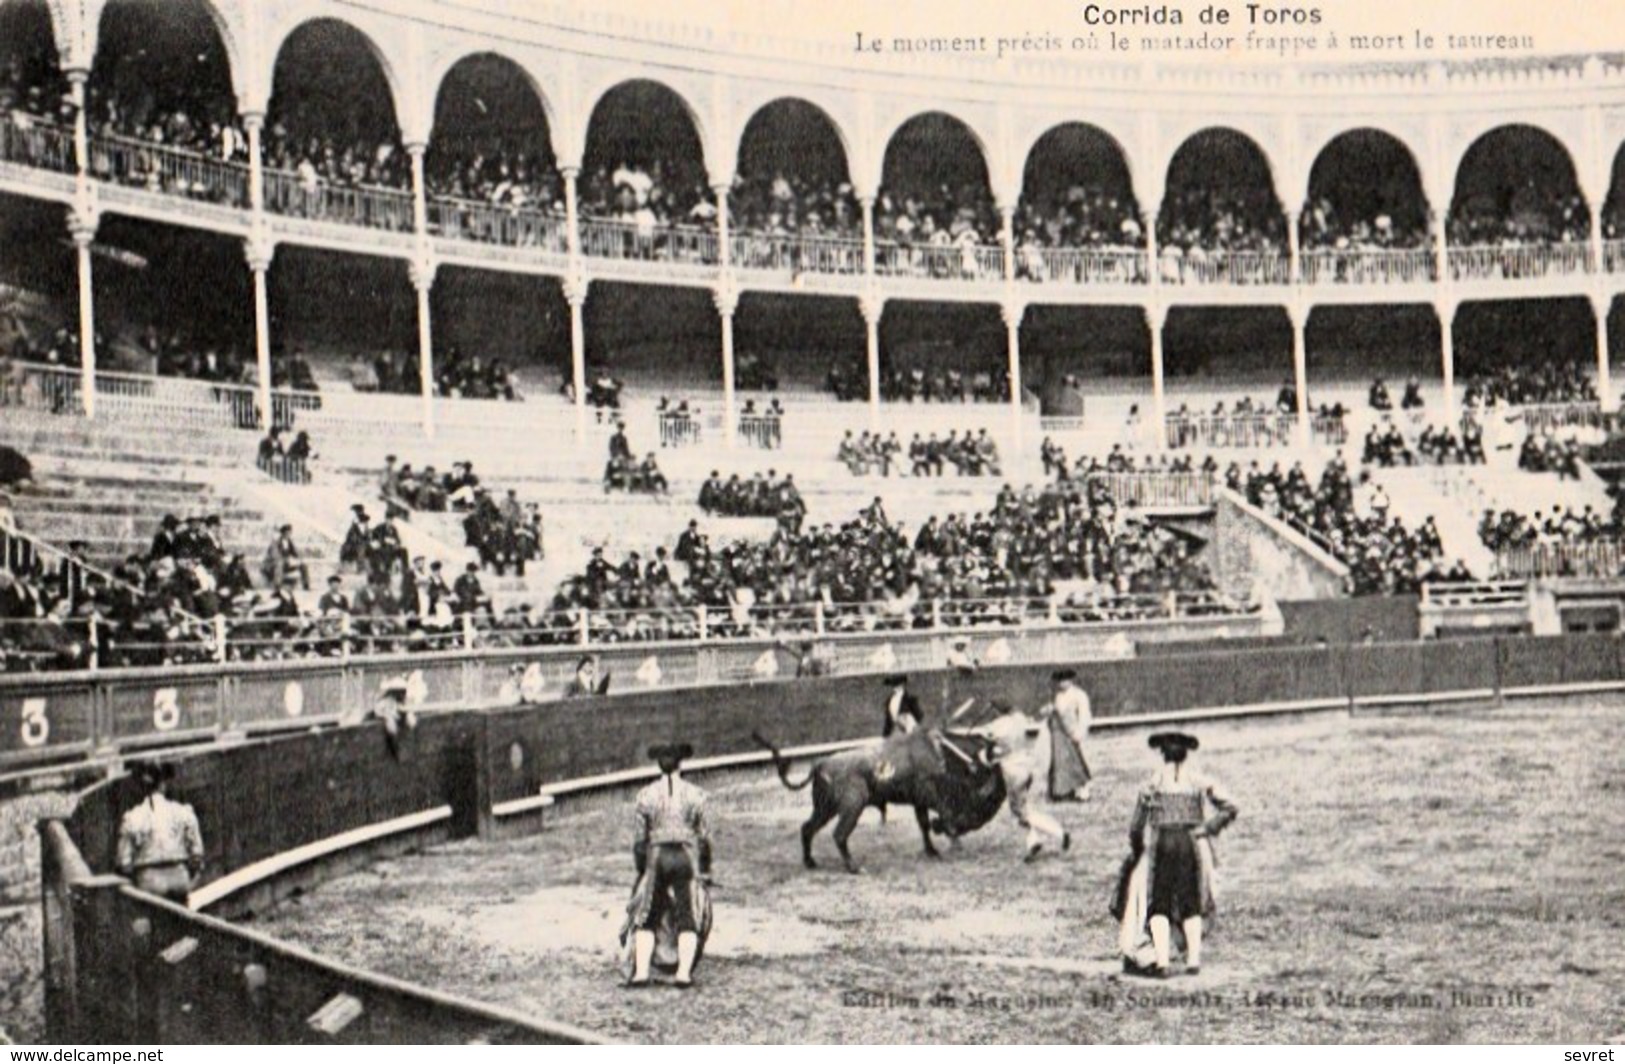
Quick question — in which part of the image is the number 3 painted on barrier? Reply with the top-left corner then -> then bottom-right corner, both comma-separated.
153,688 -> 181,732
20,698 -> 49,747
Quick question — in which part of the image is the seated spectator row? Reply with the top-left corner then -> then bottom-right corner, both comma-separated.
698,469 -> 805,530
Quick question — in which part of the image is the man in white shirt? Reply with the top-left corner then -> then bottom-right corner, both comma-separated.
116,762 -> 204,903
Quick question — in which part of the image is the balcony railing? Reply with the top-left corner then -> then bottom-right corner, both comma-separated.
579,217 -> 719,266
428,196 -> 568,253
264,169 -> 415,232
1448,242 -> 1593,281
87,133 -> 249,208
1495,542 -> 1624,580
875,241 -> 1005,282
1084,471 -> 1215,509
1300,248 -> 1437,285
1419,580 -> 1530,608
1160,249 -> 1290,286
1015,246 -> 1148,285
0,117 -> 75,174
1165,411 -> 1347,449
1605,240 -> 1625,274
730,231 -> 864,276
1511,401 -> 1614,435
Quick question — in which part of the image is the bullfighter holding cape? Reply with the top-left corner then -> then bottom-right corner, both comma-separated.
621,742 -> 713,988
1114,731 -> 1238,977
1042,669 -> 1093,801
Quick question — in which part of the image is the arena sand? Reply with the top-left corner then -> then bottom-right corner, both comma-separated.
253,701 -> 1625,1043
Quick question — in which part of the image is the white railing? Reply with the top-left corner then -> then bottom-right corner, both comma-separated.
0,117 -> 75,174
1420,580 -> 1530,608
1085,471 -> 1215,508
1448,242 -> 1593,281
88,133 -> 249,207
730,232 -> 864,276
1510,401 -> 1614,435
1165,411 -> 1347,449
231,591 -> 1249,654
1159,249 -> 1291,286
264,169 -> 416,232
874,241 -> 1005,282
579,217 -> 719,265
1495,542 -> 1624,580
1299,248 -> 1437,285
427,197 -> 568,253
1015,246 -> 1148,285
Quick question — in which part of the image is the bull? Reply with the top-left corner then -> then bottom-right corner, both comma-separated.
753,727 -> 1007,874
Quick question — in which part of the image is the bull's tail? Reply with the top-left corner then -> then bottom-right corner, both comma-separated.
752,731 -> 815,790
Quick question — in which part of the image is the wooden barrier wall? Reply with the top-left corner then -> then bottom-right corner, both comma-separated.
43,633 -> 1625,1043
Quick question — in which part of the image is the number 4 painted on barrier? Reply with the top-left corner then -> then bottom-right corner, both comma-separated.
20,698 -> 49,747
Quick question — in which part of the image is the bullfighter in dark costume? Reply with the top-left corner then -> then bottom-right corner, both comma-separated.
1116,732 -> 1238,978
622,742 -> 713,989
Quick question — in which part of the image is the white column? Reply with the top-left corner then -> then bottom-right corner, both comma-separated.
411,258 -> 437,440
1433,214 -> 1450,285
1000,206 -> 1016,283
407,143 -> 428,239
562,167 -> 581,257
1148,301 -> 1167,448
565,276 -> 588,440
716,285 -> 738,448
246,239 -> 275,429
1002,300 -> 1024,453
69,213 -> 97,419
861,197 -> 876,277
66,69 -> 88,188
860,293 -> 883,431
1439,299 -> 1456,422
1286,208 -> 1301,285
242,112 -> 265,213
1289,300 -> 1310,446
713,182 -> 732,271
1594,292 -> 1615,412
1590,198 -> 1604,276
66,66 -> 94,420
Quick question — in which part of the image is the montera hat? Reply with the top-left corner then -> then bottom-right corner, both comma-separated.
647,742 -> 695,763
1148,731 -> 1199,753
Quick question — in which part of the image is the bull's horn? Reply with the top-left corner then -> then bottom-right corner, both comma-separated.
948,698 -> 977,722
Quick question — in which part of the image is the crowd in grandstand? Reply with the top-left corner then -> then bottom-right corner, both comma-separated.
1226,457 -> 1467,594
835,429 -> 1004,478
731,172 -> 862,243
1300,197 -> 1430,252
0,509 -> 323,671
426,148 -> 563,217
1361,417 -> 1489,467
1158,189 -> 1288,282
698,469 -> 805,530
378,456 -> 543,575
1448,186 -> 1590,249
825,359 -> 1012,405
533,468 -> 1224,643
1480,505 -> 1613,551
1462,363 -> 1596,408
1517,431 -> 1584,479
